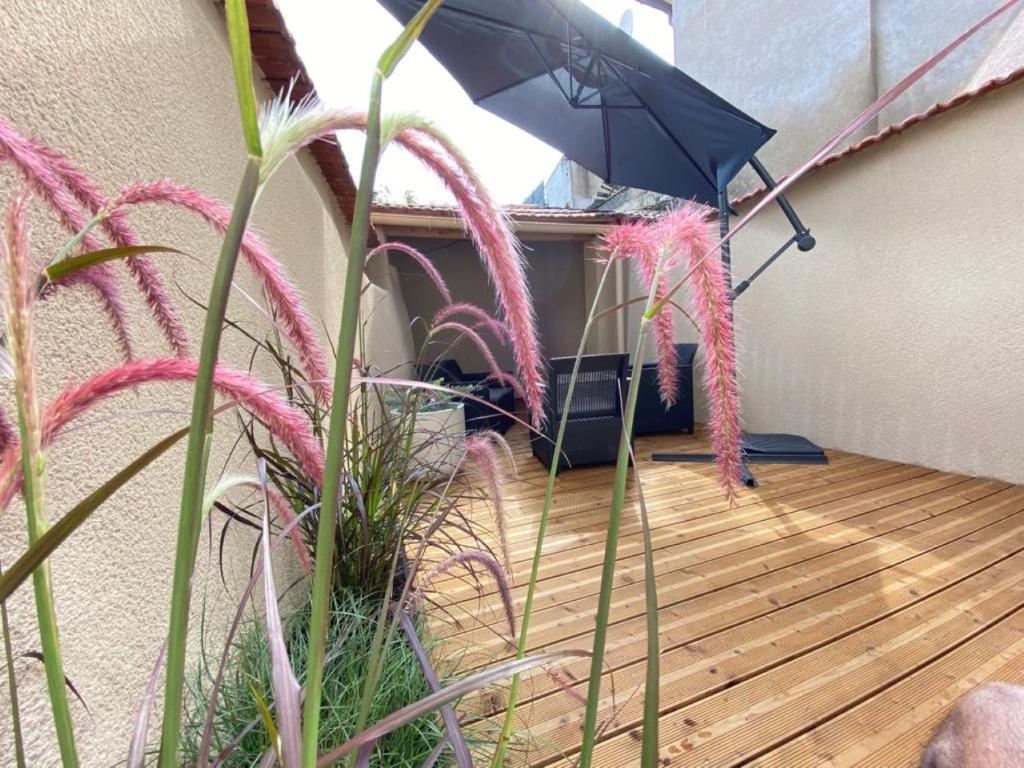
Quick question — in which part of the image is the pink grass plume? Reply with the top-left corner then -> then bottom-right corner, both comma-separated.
113,181 -> 332,404
662,205 -> 742,497
1,118 -> 135,360
463,431 -> 515,581
433,302 -> 508,344
368,241 -> 451,303
392,123 -> 545,426
2,189 -> 41,454
604,220 -> 679,407
431,321 -> 508,383
414,549 -> 516,639
249,98 -> 545,423
28,138 -> 189,356
0,358 -> 325,508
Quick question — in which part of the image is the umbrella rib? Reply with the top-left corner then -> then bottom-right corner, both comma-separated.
525,31 -> 573,103
603,58 -> 721,191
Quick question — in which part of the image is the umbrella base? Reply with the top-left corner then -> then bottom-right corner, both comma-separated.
651,432 -> 828,488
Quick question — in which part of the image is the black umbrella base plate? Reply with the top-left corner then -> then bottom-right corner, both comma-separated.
651,432 -> 828,488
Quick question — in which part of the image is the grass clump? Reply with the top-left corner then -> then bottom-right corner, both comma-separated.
183,589 -> 444,767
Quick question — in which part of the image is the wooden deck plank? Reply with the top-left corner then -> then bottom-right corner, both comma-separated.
574,548 -> 1024,767
439,459 -> 928,604
431,428 -> 1024,767
449,474 -> 1013,662
751,615 -> 1024,767
504,489 -> 1024,764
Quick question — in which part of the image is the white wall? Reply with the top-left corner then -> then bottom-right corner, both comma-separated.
723,81 -> 1024,482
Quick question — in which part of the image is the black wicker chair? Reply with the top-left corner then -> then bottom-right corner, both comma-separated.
415,358 -> 515,434
629,343 -> 697,435
531,353 -> 628,471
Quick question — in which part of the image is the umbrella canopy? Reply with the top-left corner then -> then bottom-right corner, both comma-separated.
378,0 -> 775,205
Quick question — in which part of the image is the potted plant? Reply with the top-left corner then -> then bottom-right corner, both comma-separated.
389,382 -> 468,478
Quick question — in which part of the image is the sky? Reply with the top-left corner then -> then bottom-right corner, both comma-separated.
276,0 -> 675,204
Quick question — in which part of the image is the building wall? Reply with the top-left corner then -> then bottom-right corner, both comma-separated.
672,0 -> 1024,194
719,81 -> 1024,483
0,0 -> 402,763
394,237 -> 588,375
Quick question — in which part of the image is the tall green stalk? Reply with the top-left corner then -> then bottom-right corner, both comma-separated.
301,8 -> 444,761
577,263 -> 663,768
635,447 -> 660,767
158,158 -> 261,767
300,72 -> 384,767
19,411 -> 80,767
492,256 -> 616,767
4,193 -> 80,766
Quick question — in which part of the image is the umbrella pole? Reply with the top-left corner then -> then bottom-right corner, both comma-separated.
651,179 -> 827,481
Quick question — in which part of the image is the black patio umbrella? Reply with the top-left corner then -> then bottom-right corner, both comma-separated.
380,0 -> 824,479
378,0 -> 774,206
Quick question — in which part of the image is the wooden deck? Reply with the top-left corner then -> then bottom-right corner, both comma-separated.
428,427 -> 1024,767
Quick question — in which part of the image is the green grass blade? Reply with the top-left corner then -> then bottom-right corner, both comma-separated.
577,262 -> 663,768
225,0 -> 262,157
492,255 -> 616,766
628,439 -> 660,767
1,560 -> 27,768
43,245 -> 183,286
377,0 -> 445,77
5,192 -> 80,766
250,683 -> 281,762
0,424 -> 190,602
159,157 -> 262,768
316,651 -> 587,767
302,19 -> 449,750
300,70 -> 384,768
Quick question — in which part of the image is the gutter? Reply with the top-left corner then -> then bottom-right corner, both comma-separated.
371,211 -> 619,237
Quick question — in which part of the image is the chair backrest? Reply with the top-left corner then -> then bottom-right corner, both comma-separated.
674,343 -> 698,366
628,342 -> 699,372
548,353 -> 627,420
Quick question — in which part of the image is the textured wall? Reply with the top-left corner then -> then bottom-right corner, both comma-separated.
672,0 -> 1024,194
722,82 -> 1024,483
0,0 -> 379,763
395,237 -> 588,374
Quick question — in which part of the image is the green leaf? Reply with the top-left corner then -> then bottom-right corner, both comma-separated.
377,0 -> 444,78
249,683 -> 281,762
225,0 -> 262,157
0,425 -> 189,603
43,246 -> 184,286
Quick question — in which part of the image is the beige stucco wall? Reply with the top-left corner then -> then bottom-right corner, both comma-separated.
719,80 -> 1024,483
0,0 -> 406,764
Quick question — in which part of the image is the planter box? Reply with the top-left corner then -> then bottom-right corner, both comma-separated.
392,402 -> 466,478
